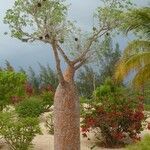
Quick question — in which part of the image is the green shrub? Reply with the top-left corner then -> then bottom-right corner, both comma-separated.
0,71 -> 26,111
0,112 -> 41,150
16,97 -> 44,118
127,134 -> 150,150
81,79 -> 145,147
45,113 -> 54,135
41,91 -> 53,110
144,104 -> 150,111
80,97 -> 92,117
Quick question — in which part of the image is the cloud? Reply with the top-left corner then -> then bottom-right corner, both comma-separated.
0,0 -> 149,71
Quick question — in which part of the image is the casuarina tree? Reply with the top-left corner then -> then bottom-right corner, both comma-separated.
4,0 -> 132,149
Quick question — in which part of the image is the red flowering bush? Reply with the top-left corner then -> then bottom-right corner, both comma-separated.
81,79 -> 146,148
40,84 -> 55,94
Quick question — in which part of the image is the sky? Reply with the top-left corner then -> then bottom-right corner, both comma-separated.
0,0 -> 149,71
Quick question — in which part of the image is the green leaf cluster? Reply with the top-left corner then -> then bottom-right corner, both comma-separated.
16,97 -> 45,118
0,71 -> 26,111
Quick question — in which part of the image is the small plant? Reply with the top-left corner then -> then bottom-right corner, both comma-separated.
16,97 -> 44,118
45,113 -> 54,135
0,112 -> 41,150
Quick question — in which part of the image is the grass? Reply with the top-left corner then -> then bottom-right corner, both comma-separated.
126,134 -> 150,150
144,104 -> 150,111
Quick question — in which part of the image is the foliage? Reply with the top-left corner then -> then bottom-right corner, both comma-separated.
97,35 -> 121,82
80,97 -> 92,117
121,7 -> 150,38
45,113 -> 54,135
4,0 -> 69,43
16,93 -> 53,118
126,134 -> 150,150
3,0 -> 135,148
95,0 -> 133,31
25,82 -> 34,96
16,97 -> 44,118
76,35 -> 121,98
115,40 -> 150,87
41,91 -> 54,110
115,7 -> 150,87
39,63 -> 58,89
4,60 -> 14,71
0,112 -> 41,150
26,64 -> 58,94
3,0 -> 132,43
0,71 -> 26,111
144,104 -> 150,111
76,66 -> 101,98
28,66 -> 40,94
81,79 -> 145,147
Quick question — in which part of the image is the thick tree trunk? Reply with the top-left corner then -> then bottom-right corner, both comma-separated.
54,67 -> 80,150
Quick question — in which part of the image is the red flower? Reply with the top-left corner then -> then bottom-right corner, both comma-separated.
133,111 -> 144,121
113,132 -> 125,140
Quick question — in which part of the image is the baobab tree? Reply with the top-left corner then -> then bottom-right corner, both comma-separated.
4,0 -> 132,149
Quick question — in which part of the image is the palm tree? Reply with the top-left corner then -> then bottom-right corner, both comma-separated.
115,7 -> 150,87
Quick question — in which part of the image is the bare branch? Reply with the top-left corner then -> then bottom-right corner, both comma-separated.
72,27 -> 109,65
52,41 -> 65,85
56,44 -> 72,65
74,50 -> 96,70
74,58 -> 87,70
22,31 -> 50,43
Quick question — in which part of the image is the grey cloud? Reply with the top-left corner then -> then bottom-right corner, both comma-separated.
0,0 -> 149,71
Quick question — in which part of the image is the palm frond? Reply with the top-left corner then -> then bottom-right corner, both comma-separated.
124,7 -> 150,38
115,7 -> 150,86
123,40 -> 150,57
133,64 -> 150,87
115,52 -> 150,81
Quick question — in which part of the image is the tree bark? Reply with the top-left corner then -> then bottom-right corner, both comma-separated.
54,67 -> 80,150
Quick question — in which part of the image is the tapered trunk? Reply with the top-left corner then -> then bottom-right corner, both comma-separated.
54,67 -> 80,150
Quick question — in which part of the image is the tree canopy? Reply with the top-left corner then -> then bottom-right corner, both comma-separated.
4,0 -> 132,85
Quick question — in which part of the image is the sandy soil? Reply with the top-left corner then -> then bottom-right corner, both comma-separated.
1,112 -> 150,150
0,123 -> 124,150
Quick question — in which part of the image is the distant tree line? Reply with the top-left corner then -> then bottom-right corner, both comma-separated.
0,35 -> 121,98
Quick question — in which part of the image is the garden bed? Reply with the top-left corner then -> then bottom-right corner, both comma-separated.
1,113 -> 150,150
